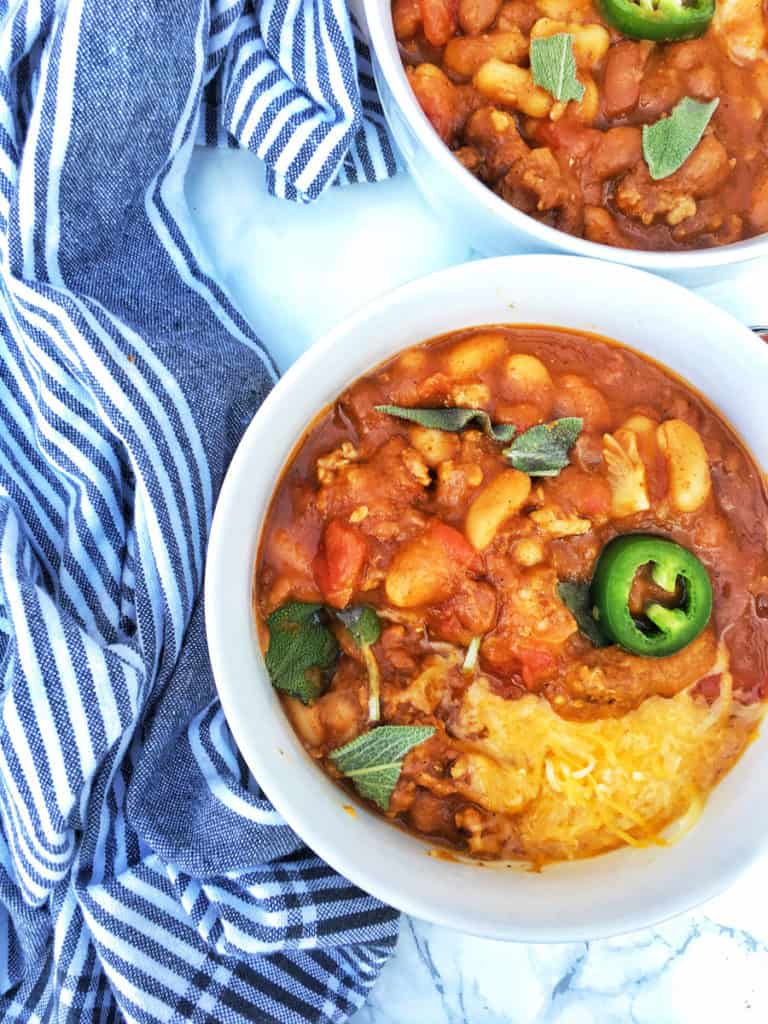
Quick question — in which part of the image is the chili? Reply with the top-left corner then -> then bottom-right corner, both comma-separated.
256,325 -> 768,863
591,534 -> 713,657
598,0 -> 715,41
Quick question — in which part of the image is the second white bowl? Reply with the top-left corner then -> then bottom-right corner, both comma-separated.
359,0 -> 768,287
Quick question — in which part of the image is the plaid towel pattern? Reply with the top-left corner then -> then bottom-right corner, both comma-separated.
0,0 -> 400,1021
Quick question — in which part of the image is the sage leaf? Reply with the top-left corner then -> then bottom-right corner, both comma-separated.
330,725 -> 436,810
502,417 -> 582,477
265,601 -> 339,705
336,605 -> 382,647
376,405 -> 516,443
557,581 -> 612,648
642,97 -> 719,180
344,763 -> 402,809
530,34 -> 585,103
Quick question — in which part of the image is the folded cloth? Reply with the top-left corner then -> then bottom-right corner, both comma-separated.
0,1 -> 400,1021
201,0 -> 400,200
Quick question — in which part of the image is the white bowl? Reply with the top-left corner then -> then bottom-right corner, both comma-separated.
205,255 -> 768,941
359,0 -> 768,287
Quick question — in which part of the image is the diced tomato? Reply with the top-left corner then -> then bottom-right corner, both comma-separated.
312,519 -> 367,608
517,648 -> 558,689
533,121 -> 600,161
427,519 -> 482,573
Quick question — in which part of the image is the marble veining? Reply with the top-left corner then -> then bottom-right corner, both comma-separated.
186,144 -> 768,1024
352,850 -> 768,1024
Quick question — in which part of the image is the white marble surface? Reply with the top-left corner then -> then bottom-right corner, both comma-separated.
186,145 -> 768,1024
350,852 -> 768,1024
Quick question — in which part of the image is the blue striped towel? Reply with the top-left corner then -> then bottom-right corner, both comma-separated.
0,0 -> 401,1021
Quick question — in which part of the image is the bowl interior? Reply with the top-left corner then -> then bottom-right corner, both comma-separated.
360,0 -> 768,273
206,255 -> 768,941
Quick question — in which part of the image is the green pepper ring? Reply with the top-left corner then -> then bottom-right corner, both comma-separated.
598,0 -> 715,42
591,534 -> 713,658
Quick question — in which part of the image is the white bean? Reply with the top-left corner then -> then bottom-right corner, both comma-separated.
444,332 -> 508,378
465,470 -> 531,550
473,60 -> 553,118
657,419 -> 712,513
409,425 -> 460,466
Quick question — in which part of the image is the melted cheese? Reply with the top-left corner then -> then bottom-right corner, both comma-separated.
451,643 -> 759,862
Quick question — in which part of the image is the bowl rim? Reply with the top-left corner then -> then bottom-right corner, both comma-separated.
360,0 -> 768,270
205,255 -> 768,941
